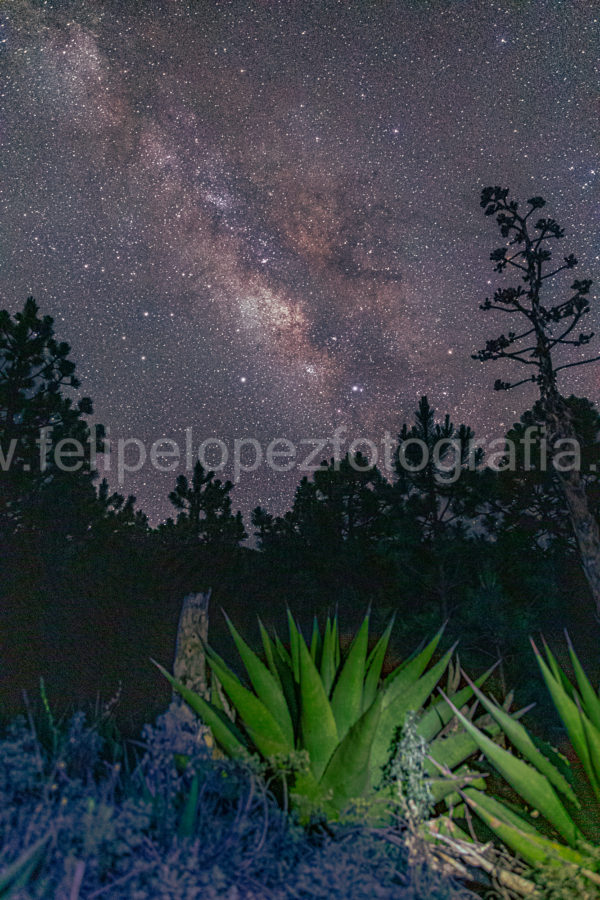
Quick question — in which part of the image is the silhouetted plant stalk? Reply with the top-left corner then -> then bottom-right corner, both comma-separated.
476,187 -> 600,620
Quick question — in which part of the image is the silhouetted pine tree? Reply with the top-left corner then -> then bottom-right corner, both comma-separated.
0,297 -> 104,541
392,396 -> 483,540
164,459 -> 246,548
389,397 -> 484,617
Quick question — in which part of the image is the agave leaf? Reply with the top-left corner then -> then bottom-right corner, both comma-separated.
333,613 -> 341,670
287,609 -> 300,683
426,815 -> 472,843
320,692 -> 384,811
541,637 -> 575,698
384,624 -> 446,689
330,613 -> 369,739
463,788 -> 590,869
203,643 -> 243,685
369,647 -> 455,783
320,616 -> 336,696
418,661 -> 499,741
578,707 -> 600,799
427,702 -> 522,773
384,644 -> 455,711
202,653 -> 292,757
210,678 -> 223,711
427,729 -> 480,775
540,637 -> 561,679
445,656 -> 461,696
461,671 -> 579,807
270,644 -> 299,733
441,690 -> 582,846
565,630 -> 600,731
297,626 -> 339,780
392,637 -> 428,675
462,787 -> 540,835
224,613 -> 294,748
209,672 -> 228,714
310,616 -> 321,664
362,615 -> 395,713
365,615 -> 393,671
258,618 -> 281,684
274,632 -> 292,668
152,660 -> 248,757
532,641 -> 600,798
425,757 -> 486,803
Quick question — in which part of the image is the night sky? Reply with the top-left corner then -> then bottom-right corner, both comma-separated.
1,0 -> 599,525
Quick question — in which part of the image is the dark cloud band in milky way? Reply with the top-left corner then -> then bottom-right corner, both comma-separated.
1,0 -> 598,521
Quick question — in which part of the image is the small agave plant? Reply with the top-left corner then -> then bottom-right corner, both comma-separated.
154,610 -> 506,822
439,635 -> 600,894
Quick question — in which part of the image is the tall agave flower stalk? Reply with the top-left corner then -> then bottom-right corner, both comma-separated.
154,610 -> 502,821
437,635 -> 600,894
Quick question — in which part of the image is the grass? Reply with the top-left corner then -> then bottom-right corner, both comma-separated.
0,698 -> 477,899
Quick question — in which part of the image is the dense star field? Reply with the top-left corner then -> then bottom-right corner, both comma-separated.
1,0 -> 598,523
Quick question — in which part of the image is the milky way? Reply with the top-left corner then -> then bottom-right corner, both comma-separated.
1,0 -> 599,523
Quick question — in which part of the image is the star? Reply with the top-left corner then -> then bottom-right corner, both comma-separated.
1,0 -> 597,525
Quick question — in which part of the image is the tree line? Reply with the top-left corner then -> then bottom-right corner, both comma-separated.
1,186 -> 598,727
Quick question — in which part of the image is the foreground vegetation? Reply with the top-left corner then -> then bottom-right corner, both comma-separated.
4,616 -> 600,898
0,699 -> 476,900
154,612 -> 600,898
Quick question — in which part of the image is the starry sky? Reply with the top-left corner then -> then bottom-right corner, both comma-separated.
1,0 -> 599,525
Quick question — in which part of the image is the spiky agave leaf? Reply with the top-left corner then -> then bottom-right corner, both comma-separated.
151,660 -> 248,758
460,670 -> 579,807
369,645 -> 456,784
320,614 -> 336,695
201,649 -> 293,758
223,613 -> 294,747
362,614 -> 395,713
532,639 -> 600,801
425,638 -> 600,893
418,661 -> 500,741
319,691 -> 384,811
287,609 -> 300,683
257,618 -> 280,683
384,623 -> 446,688
565,630 -> 600,731
310,615 -> 321,663
440,688 -> 582,847
330,613 -> 369,740
461,788 -> 594,872
296,624 -> 339,780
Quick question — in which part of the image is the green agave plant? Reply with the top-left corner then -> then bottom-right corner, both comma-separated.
439,635 -> 600,893
154,610 -> 505,821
